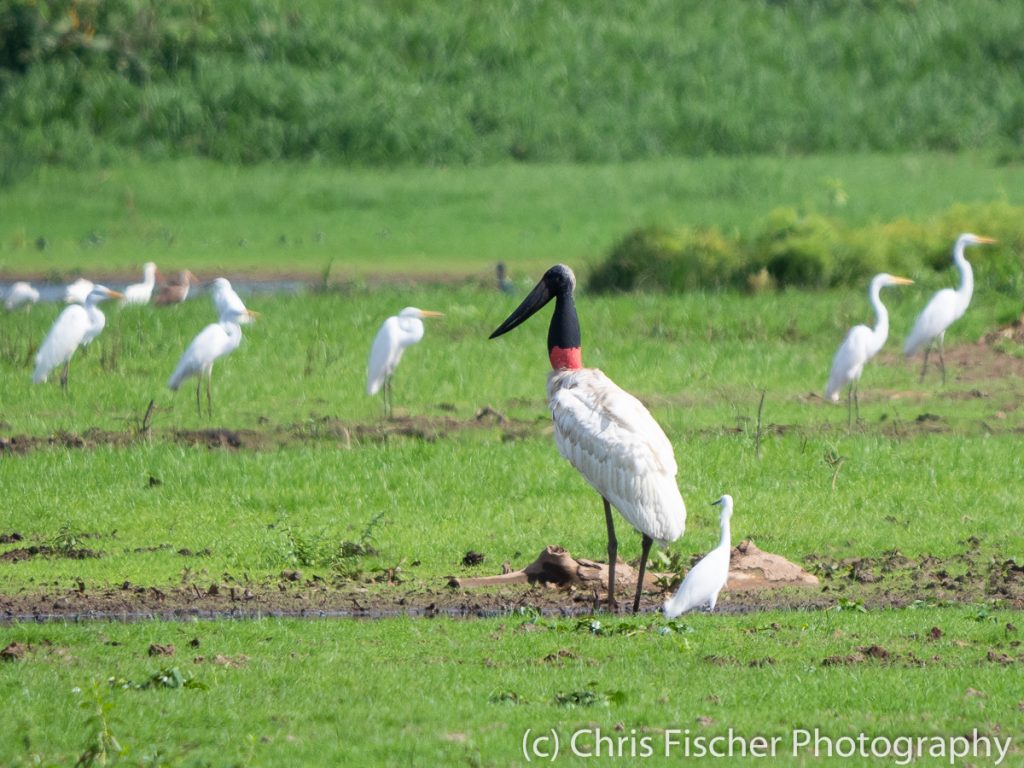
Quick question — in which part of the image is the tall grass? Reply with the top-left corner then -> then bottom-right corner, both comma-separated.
3,0 -> 1024,177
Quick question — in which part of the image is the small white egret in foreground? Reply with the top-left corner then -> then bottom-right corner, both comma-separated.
825,273 -> 913,425
33,285 -> 124,389
490,264 -> 686,613
168,305 -> 257,416
209,277 -> 257,323
904,233 -> 996,383
4,281 -> 40,311
663,495 -> 733,618
366,307 -> 443,417
122,262 -> 159,305
64,278 -> 94,305
155,270 -> 199,306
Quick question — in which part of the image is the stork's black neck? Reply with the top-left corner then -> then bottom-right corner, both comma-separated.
548,292 -> 582,370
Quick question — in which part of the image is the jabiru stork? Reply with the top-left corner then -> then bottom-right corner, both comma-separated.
490,264 -> 686,612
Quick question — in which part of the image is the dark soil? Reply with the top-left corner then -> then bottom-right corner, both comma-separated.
2,543 -> 1021,624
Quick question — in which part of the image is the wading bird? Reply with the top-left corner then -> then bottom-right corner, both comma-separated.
122,262 -> 159,305
64,277 -> 94,305
490,264 -> 686,612
904,233 -> 996,384
209,277 -> 256,324
154,270 -> 199,306
168,305 -> 257,416
33,285 -> 124,389
366,307 -> 443,417
825,273 -> 913,425
4,281 -> 39,311
663,495 -> 732,618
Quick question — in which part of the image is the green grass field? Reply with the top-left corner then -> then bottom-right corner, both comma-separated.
2,155 -> 1024,765
3,152 -> 1024,278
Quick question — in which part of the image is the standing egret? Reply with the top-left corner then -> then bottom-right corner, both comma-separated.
168,305 -> 257,416
155,270 -> 199,306
904,233 -> 996,383
663,495 -> 733,618
490,264 -> 686,612
4,281 -> 40,311
122,262 -> 159,305
64,278 -> 94,305
366,307 -> 444,417
825,273 -> 914,425
209,277 -> 256,324
32,285 -> 124,389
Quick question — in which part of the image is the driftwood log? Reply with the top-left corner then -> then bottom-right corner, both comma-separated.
449,541 -> 818,592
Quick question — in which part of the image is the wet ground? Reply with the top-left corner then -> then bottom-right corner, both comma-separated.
2,533 -> 1022,624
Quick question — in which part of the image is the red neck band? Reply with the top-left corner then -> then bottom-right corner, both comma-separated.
549,346 -> 583,370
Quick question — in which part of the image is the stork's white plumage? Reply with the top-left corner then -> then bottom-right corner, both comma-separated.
491,264 -> 686,612
549,368 -> 685,546
663,495 -> 733,618
122,262 -> 159,305
904,233 -> 996,383
825,273 -> 913,424
4,281 -> 40,311
33,285 -> 123,388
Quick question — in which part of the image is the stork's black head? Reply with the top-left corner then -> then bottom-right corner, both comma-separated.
489,264 -> 582,370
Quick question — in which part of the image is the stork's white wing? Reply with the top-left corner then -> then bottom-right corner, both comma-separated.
548,368 -> 685,544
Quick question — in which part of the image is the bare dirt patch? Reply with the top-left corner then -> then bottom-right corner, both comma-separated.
2,543 -> 1021,623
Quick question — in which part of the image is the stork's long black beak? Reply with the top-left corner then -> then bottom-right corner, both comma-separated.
489,277 -> 553,339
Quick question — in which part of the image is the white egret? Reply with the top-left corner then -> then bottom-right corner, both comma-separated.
122,262 -> 159,305
825,273 -> 913,424
490,264 -> 686,612
4,281 -> 40,311
155,270 -> 199,306
209,277 -> 256,324
64,277 -> 94,305
904,233 -> 996,383
32,285 -> 124,389
366,307 -> 444,417
168,305 -> 257,416
663,495 -> 733,618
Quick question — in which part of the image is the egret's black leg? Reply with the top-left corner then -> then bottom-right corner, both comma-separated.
633,534 -> 654,613
919,344 -> 931,383
383,378 -> 392,419
938,334 -> 946,386
603,497 -> 618,611
60,361 -> 70,393
846,385 -> 853,428
206,373 -> 213,417
853,381 -> 861,424
195,378 -> 202,416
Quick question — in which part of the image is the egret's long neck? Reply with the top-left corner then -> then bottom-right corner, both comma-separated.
718,516 -> 731,551
548,293 -> 582,370
868,281 -> 889,353
953,244 -> 974,312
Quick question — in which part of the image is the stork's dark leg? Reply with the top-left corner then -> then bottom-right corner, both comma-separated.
60,361 -> 70,393
603,497 -> 618,611
938,333 -> 946,386
633,534 -> 654,613
919,344 -> 931,383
